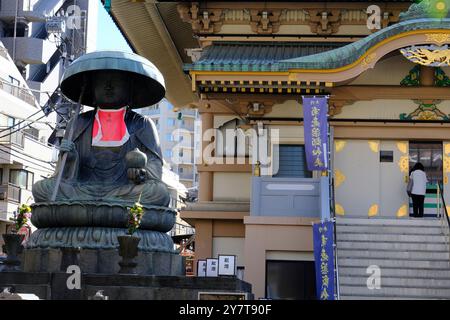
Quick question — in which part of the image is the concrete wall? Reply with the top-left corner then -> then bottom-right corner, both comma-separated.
243,216 -> 318,299
212,237 -> 245,267
334,139 -> 409,218
213,172 -> 251,201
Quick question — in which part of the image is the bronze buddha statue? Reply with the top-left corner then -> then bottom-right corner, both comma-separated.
33,70 -> 170,207
26,52 -> 178,260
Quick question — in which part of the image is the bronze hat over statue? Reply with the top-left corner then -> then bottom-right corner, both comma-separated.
25,51 -> 182,274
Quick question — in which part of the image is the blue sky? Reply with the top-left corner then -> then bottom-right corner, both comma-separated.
95,0 -> 132,53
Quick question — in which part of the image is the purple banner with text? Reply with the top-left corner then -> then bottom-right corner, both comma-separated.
313,220 -> 336,300
302,96 -> 328,171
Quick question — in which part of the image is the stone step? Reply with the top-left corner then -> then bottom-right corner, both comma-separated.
338,249 -> 449,260
339,258 -> 450,269
339,285 -> 450,299
337,233 -> 446,243
339,266 -> 450,279
339,276 -> 450,288
336,217 -> 442,227
337,241 -> 449,251
336,225 -> 444,235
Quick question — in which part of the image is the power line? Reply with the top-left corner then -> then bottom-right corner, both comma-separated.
0,114 -> 48,141
0,152 -> 53,174
0,146 -> 54,173
0,139 -> 55,165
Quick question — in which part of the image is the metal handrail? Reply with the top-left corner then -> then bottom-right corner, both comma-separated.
437,183 -> 450,254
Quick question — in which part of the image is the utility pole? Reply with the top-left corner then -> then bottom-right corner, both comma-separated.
12,0 -> 19,62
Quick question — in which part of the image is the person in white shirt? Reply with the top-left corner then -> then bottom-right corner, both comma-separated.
409,162 -> 428,218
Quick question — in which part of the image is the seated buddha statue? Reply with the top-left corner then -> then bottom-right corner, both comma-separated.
32,56 -> 170,208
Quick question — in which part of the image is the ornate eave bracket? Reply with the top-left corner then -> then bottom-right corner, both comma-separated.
177,3 -> 223,34
249,9 -> 282,34
307,9 -> 341,35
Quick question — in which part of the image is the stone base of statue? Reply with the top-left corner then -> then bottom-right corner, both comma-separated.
0,271 -> 253,300
21,202 -> 184,276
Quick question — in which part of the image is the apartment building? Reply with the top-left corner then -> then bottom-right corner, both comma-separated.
0,0 -> 99,107
0,40 -> 54,249
138,98 -> 199,189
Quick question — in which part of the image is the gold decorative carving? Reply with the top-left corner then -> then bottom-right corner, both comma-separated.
401,45 -> 450,67
398,155 -> 409,174
397,142 -> 408,154
334,169 -> 346,188
444,143 -> 450,155
396,204 -> 408,218
368,141 -> 379,153
250,9 -> 282,34
444,155 -> 450,173
426,33 -> 450,46
307,9 -> 341,35
368,204 -> 378,217
335,204 -> 345,216
335,140 -> 346,153
447,206 -> 450,216
361,53 -> 377,68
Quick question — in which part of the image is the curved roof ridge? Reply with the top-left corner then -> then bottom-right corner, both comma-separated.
279,18 -> 450,70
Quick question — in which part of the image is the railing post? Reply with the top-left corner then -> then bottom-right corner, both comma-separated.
320,174 -> 331,220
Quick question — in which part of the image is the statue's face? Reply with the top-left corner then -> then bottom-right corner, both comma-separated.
93,71 -> 130,108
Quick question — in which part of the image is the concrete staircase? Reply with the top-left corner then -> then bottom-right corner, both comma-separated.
336,217 -> 450,300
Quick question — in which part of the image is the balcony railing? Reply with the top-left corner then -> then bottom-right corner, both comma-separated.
170,223 -> 195,237
0,46 -> 9,60
251,176 -> 322,218
0,184 -> 21,203
0,81 -> 35,106
178,174 -> 195,180
0,128 -> 24,148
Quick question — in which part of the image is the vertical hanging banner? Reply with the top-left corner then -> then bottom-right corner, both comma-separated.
302,96 -> 329,171
313,220 -> 336,300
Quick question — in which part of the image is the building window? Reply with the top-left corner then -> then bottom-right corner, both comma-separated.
24,127 -> 39,140
9,76 -> 20,86
274,145 -> 313,178
9,169 -> 33,189
165,133 -> 173,142
167,118 -> 176,126
265,260 -> 316,300
165,150 -> 172,158
237,267 -> 245,281
179,167 -> 184,174
7,116 -> 15,128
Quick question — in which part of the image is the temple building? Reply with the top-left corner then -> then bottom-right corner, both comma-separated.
105,0 -> 450,299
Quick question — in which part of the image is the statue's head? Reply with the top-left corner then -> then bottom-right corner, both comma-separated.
92,70 -> 130,109
60,51 -> 166,109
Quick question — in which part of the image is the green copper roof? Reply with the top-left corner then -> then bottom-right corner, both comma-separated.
279,18 -> 450,70
186,18 -> 450,73
184,42 -> 348,72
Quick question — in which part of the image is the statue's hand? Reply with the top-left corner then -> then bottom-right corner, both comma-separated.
127,168 -> 149,184
58,139 -> 76,153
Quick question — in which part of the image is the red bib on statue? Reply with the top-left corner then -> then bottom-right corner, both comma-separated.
92,107 -> 130,147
